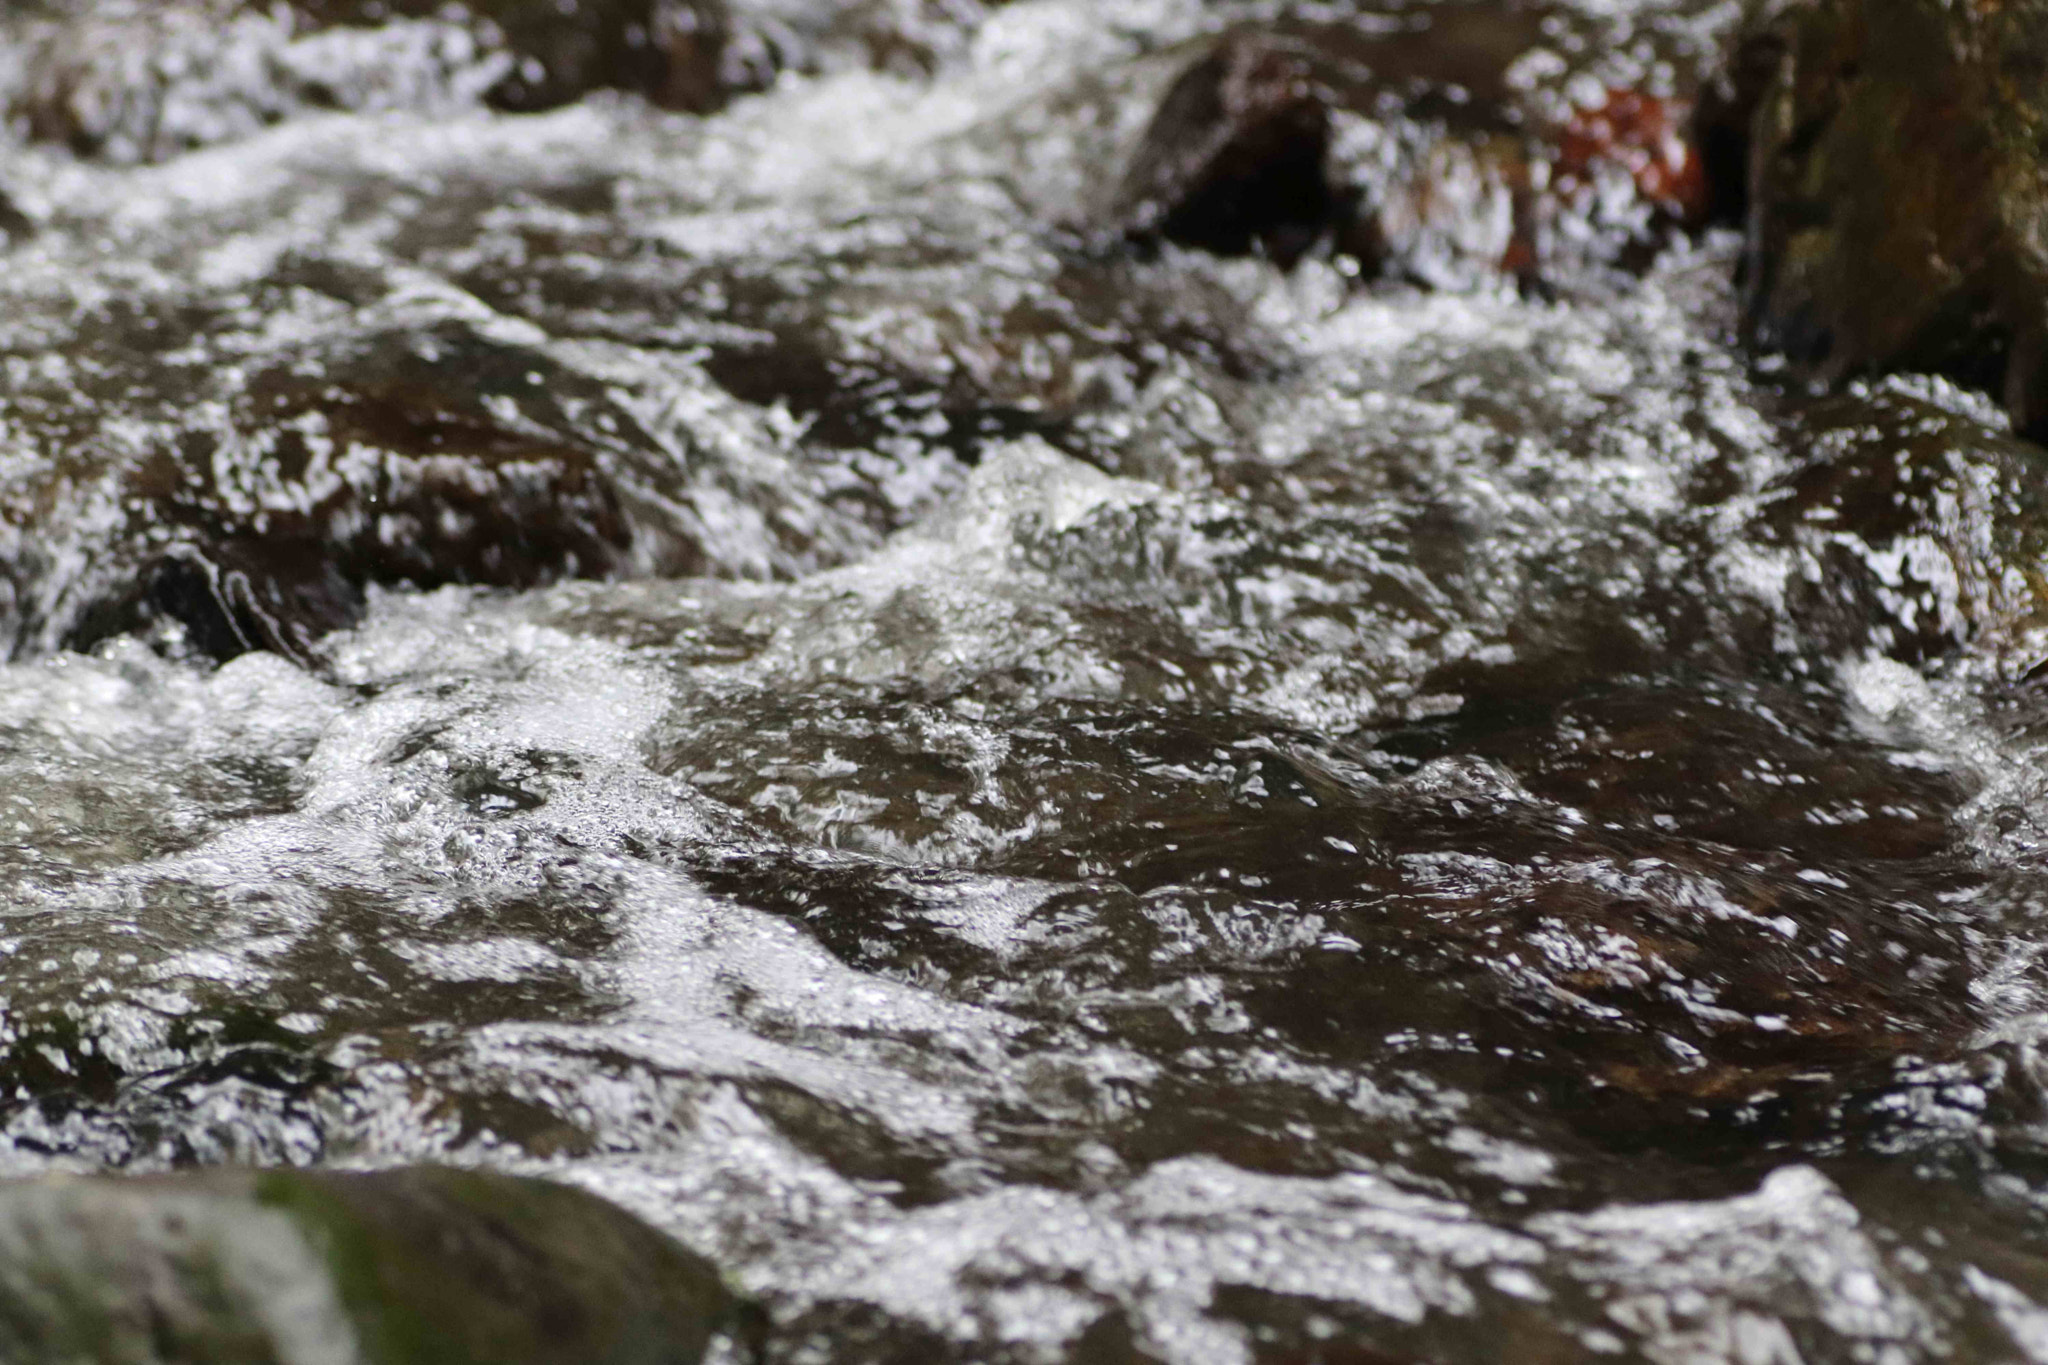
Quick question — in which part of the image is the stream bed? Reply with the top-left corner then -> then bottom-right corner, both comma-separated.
6,1 -> 2048,1360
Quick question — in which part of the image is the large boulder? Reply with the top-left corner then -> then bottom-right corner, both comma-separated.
1737,0 -> 2048,439
0,1166 -> 741,1365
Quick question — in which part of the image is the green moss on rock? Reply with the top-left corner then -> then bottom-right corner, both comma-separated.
255,1168 -> 734,1365
0,1168 -> 742,1365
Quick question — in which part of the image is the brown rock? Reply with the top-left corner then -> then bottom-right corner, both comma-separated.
1114,5 -> 1724,290
1736,0 -> 2048,438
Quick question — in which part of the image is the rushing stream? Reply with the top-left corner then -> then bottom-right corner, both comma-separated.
7,0 -> 2048,1360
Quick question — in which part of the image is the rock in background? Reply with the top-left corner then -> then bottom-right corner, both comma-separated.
1110,2 -> 1729,293
1737,0 -> 2048,439
0,0 -> 1004,163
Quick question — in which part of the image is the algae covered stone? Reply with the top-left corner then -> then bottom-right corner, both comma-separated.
0,1167 -> 741,1365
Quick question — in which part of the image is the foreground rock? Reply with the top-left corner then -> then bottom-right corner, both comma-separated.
0,1166 -> 739,1364
1737,0 -> 2048,439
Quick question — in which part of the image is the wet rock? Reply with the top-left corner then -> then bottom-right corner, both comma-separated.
649,0 -> 1006,114
1113,32 -> 1335,269
1736,0 -> 2048,439
128,540 -> 369,667
0,1166 -> 741,1364
661,684 -> 1990,1161
1758,381 -> 2048,673
0,185 -> 32,245
0,274 -> 872,663
437,183 -> 1276,493
6,3 -> 510,164
1113,5 -> 1724,289
9,312 -> 644,664
300,0 -> 671,114
2,0 -> 1005,162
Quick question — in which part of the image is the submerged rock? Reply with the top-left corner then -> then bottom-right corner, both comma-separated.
1,304 -> 646,665
1737,0 -> 2048,439
1759,380 -> 2048,674
0,1166 -> 740,1364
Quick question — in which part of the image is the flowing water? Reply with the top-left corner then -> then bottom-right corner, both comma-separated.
6,1 -> 2048,1360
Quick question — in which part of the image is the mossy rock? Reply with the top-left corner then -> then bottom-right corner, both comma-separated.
1738,0 -> 2048,438
0,1167 -> 742,1365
